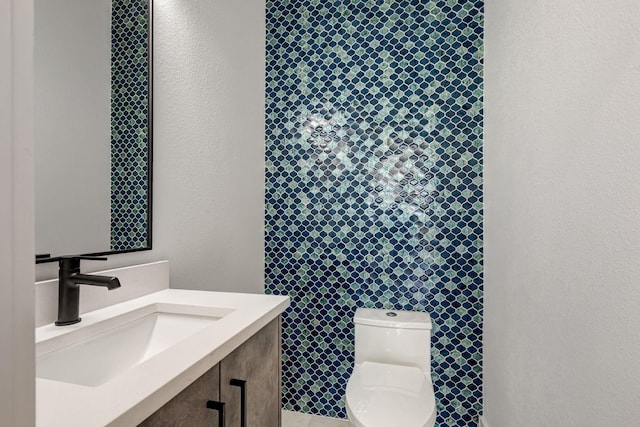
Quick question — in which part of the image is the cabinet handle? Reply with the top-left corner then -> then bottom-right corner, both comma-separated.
206,400 -> 225,427
230,379 -> 247,427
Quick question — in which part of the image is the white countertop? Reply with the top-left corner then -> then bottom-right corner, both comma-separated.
36,289 -> 289,427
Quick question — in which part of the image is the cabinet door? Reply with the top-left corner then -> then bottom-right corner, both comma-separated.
139,364 -> 222,427
220,317 -> 281,427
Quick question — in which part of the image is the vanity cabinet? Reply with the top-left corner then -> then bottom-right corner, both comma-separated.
220,316 -> 281,427
138,365 -> 221,426
139,317 -> 281,427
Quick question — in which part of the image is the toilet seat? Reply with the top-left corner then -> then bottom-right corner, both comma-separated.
346,361 -> 436,427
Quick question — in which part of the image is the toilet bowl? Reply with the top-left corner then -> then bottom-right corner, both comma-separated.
345,308 -> 436,427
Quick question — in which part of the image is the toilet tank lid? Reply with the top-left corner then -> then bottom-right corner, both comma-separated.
354,308 -> 432,330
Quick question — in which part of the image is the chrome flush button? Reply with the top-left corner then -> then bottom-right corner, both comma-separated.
386,311 -> 397,317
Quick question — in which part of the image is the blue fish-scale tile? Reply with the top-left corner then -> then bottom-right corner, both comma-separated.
111,0 -> 150,251
266,0 -> 483,425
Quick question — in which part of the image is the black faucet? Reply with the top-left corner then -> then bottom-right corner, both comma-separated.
55,256 -> 121,326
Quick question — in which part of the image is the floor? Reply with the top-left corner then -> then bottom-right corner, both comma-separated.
282,410 -> 351,427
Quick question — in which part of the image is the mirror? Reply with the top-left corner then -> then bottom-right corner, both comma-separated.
34,0 -> 152,261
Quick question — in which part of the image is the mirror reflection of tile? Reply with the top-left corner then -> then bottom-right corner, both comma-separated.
110,0 -> 150,251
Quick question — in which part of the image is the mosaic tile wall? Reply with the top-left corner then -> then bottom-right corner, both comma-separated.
265,0 -> 483,425
110,0 -> 150,251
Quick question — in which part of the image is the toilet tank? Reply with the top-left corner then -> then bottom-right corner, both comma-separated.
354,308 -> 433,373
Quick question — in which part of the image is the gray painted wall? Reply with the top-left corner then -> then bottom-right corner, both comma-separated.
151,0 -> 265,293
484,0 -> 640,425
1,0 -> 36,424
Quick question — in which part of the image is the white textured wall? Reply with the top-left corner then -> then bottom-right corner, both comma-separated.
152,0 -> 265,292
484,1 -> 640,426
36,0 -> 266,294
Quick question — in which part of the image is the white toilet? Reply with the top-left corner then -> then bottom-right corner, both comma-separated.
345,308 -> 437,427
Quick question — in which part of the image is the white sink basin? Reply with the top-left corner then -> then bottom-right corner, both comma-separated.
36,303 -> 234,387
36,289 -> 290,427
